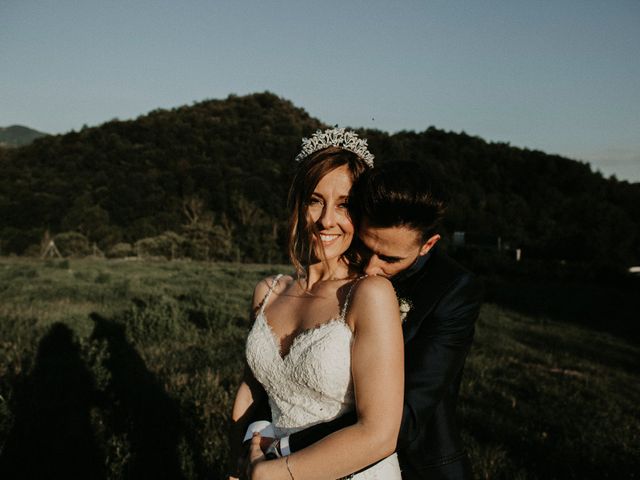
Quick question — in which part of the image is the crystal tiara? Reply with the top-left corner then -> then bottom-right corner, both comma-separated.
294,127 -> 375,167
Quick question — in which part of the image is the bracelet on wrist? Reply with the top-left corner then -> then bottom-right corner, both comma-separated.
285,456 -> 295,480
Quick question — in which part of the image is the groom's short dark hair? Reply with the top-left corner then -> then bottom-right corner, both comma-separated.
350,161 -> 445,241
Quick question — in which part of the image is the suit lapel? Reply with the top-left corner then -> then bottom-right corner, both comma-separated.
396,249 -> 458,344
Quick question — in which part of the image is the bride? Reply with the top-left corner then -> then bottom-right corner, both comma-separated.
229,129 -> 403,480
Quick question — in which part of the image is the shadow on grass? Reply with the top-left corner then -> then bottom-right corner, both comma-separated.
0,323 -> 105,479
462,380 -> 639,479
482,275 -> 640,342
0,315 -> 195,479
89,313 -> 186,479
515,326 -> 640,374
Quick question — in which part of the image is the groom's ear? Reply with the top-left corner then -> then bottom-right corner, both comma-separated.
419,234 -> 441,256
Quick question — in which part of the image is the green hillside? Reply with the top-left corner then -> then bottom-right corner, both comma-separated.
1,92 -> 639,269
0,258 -> 637,479
0,125 -> 48,147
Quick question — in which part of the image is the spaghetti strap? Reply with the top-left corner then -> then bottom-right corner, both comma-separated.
340,275 -> 366,319
258,274 -> 283,314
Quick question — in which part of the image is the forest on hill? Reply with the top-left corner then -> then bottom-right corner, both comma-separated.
1,92 -> 639,271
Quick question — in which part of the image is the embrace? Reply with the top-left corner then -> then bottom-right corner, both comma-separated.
229,128 -> 481,479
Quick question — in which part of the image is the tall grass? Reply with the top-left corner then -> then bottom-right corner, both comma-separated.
0,258 -> 637,479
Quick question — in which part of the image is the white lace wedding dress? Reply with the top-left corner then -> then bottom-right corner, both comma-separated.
246,275 -> 401,479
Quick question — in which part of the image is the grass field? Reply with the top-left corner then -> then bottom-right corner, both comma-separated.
0,257 -> 638,479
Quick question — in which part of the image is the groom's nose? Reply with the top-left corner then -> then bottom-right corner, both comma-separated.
364,255 -> 385,276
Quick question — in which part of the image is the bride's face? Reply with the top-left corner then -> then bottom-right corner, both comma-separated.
307,164 -> 355,263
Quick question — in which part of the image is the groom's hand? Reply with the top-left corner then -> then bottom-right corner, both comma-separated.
242,435 -> 275,454
232,436 -> 260,480
259,435 -> 275,452
247,433 -> 267,480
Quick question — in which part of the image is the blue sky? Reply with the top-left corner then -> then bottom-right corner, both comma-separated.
1,0 -> 639,182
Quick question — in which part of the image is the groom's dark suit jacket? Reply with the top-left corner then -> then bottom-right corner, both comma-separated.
287,248 -> 481,479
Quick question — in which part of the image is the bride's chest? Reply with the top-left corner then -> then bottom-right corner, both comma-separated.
267,294 -> 343,332
246,313 -> 354,396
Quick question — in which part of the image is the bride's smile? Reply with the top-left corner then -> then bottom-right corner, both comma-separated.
319,232 -> 342,244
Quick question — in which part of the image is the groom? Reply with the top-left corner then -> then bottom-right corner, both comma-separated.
252,161 -> 481,479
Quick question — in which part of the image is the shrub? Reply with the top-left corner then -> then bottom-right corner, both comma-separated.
106,242 -> 135,259
22,244 -> 42,257
135,231 -> 187,260
55,232 -> 91,258
182,225 -> 233,261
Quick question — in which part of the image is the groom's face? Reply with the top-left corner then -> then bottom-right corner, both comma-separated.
358,220 -> 440,278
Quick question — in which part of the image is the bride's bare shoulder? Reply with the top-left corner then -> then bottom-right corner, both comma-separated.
252,274 -> 294,308
353,275 -> 395,296
348,275 -> 399,316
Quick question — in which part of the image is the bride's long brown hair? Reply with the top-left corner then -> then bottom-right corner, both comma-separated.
287,146 -> 369,281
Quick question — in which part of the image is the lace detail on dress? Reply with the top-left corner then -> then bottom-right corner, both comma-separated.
245,275 -> 401,479
257,274 -> 284,316
247,275 -> 357,437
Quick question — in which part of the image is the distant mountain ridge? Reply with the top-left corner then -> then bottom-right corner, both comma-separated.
0,92 -> 638,267
0,125 -> 48,147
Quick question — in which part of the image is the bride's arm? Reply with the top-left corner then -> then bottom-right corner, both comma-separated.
251,275 -> 404,480
228,277 -> 276,478
229,364 -> 267,478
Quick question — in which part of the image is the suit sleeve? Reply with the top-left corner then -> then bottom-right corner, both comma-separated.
288,410 -> 358,452
397,272 -> 481,449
